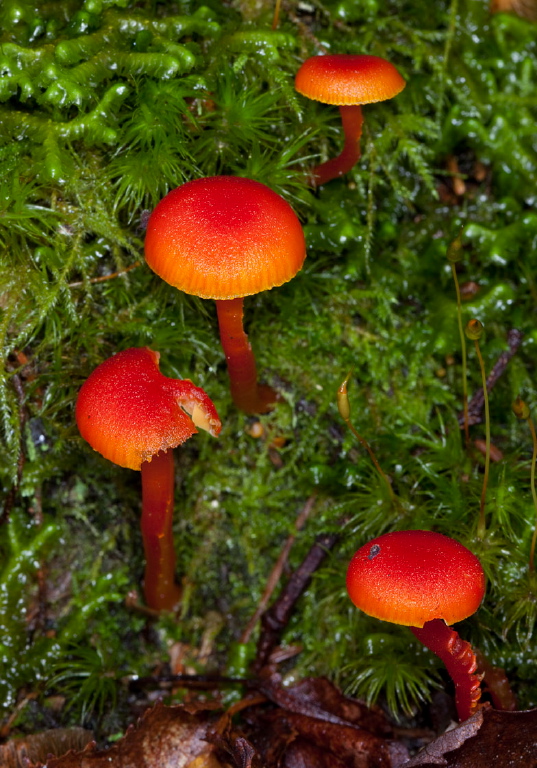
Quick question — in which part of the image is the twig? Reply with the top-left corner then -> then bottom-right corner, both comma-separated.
255,530 -> 340,671
457,329 -> 523,427
240,494 -> 317,644
68,261 -> 140,288
127,672 -> 248,691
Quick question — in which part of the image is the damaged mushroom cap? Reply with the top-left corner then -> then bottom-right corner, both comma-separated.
346,530 -> 486,628
76,347 -> 221,471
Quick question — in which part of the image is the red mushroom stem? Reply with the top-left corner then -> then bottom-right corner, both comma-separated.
410,618 -> 482,721
215,297 -> 278,415
312,105 -> 364,186
140,448 -> 182,612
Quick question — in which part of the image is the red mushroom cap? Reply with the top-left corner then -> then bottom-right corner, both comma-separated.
295,54 -> 406,106
346,530 -> 485,628
76,347 -> 221,471
144,176 -> 306,300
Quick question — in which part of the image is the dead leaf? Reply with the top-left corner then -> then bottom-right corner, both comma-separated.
209,732 -> 258,768
286,677 -> 393,737
0,728 -> 93,768
29,702 -> 227,768
237,675 -> 409,767
281,736 -> 349,767
244,704 -> 408,767
403,706 -> 537,767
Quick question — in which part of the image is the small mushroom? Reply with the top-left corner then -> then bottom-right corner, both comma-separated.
295,54 -> 406,186
144,175 -> 306,414
76,347 -> 221,611
346,530 -> 486,721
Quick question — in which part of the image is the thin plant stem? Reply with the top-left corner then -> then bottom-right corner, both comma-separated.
451,262 -> 469,445
337,372 -> 396,504
473,336 -> 490,539
272,0 -> 282,29
512,397 -> 537,571
527,416 -> 537,571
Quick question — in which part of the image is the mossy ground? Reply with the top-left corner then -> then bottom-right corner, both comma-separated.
1,0 -> 537,739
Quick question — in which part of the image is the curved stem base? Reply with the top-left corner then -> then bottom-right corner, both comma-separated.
311,105 -> 364,187
411,618 -> 482,722
141,449 -> 182,611
216,297 -> 279,415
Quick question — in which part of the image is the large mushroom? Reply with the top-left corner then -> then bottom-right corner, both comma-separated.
144,175 -> 306,414
76,347 -> 221,612
295,54 -> 406,186
346,530 -> 486,721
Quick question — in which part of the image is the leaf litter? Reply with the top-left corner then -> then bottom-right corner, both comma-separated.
4,685 -> 536,768
3,491 -> 535,768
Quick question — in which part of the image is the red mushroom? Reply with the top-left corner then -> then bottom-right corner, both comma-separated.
346,530 -> 486,721
144,176 -> 306,415
76,347 -> 221,612
295,54 -> 406,186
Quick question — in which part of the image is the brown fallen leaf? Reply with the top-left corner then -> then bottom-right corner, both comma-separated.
0,728 -> 93,768
285,677 -> 393,737
403,706 -> 537,767
292,710 -> 406,767
245,707 -> 408,768
281,736 -> 349,767
28,702 -> 228,768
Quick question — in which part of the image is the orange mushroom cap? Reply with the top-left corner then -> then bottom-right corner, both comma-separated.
295,54 -> 406,106
144,176 -> 306,301
76,347 -> 221,471
346,530 -> 485,628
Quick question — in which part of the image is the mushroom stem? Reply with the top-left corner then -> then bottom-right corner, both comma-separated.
312,105 -> 364,186
410,618 -> 482,722
215,297 -> 278,415
140,448 -> 182,611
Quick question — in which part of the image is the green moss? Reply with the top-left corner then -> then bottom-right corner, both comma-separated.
1,0 -> 537,731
